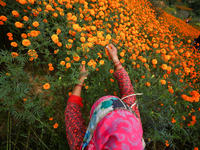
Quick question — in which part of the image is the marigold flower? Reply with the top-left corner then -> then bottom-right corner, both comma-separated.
11,52 -> 19,58
19,0 -> 27,4
151,59 -> 157,65
66,63 -> 71,68
68,39 -> 73,43
22,39 -> 31,46
80,37 -> 86,43
0,15 -> 7,21
53,123 -> 58,129
99,60 -> 104,65
160,79 -> 166,85
81,61 -> 86,65
110,79 -> 114,82
15,22 -> 24,28
168,88 -> 174,94
73,55 -> 80,61
21,33 -> 27,38
49,117 -> 53,121
60,61 -> 65,66
32,21 -> 39,27
161,64 -> 167,70
7,33 -> 13,37
49,67 -> 54,71
12,10 -> 19,17
171,118 -> 176,123
43,19 -> 47,23
43,83 -> 50,90
30,30 -> 40,37
145,82 -> 151,86
110,69 -> 114,74
165,140 -> 169,147
11,42 -> 18,47
51,34 -> 59,44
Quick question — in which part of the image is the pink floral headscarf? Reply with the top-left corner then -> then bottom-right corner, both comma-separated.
81,95 -> 144,150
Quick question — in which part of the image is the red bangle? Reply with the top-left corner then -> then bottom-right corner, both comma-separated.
114,62 -> 122,70
75,84 -> 83,88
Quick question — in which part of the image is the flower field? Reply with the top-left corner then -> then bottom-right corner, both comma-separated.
0,0 -> 200,149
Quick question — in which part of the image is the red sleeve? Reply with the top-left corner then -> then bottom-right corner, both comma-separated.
113,67 -> 141,121
65,95 -> 86,150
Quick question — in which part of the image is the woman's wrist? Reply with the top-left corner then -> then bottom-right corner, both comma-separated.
113,60 -> 123,70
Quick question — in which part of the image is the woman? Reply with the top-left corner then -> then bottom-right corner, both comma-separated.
65,44 -> 145,150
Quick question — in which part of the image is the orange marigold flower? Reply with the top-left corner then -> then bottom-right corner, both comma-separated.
11,42 -> 18,47
152,59 -> 157,65
46,4 -> 52,11
53,123 -> 58,129
19,0 -> 27,4
191,116 -> 196,121
161,64 -> 167,70
15,22 -> 24,28
49,66 -> 54,71
73,55 -> 80,61
32,21 -> 39,27
165,140 -> 169,147
48,63 -> 52,67
22,39 -> 31,46
81,61 -> 86,65
80,37 -> 86,42
51,34 -> 59,44
21,33 -> 27,38
110,69 -> 114,74
110,78 -> 114,82
43,19 -> 47,23
99,60 -> 104,65
171,118 -> 176,123
43,83 -> 50,90
60,61 -> 65,66
145,82 -> 151,86
194,147 -> 198,150
68,39 -> 73,43
169,88 -> 174,94
9,36 -> 13,41
0,15 -> 7,21
179,79 -> 183,82
49,117 -> 53,121
12,10 -> 19,17
11,52 -> 19,58
7,32 -> 13,37
66,63 -> 71,68
160,79 -> 166,85
30,30 -> 40,37
153,43 -> 158,48
65,57 -> 70,61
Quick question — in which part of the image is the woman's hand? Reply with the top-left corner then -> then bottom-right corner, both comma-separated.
106,44 -> 119,63
79,64 -> 88,83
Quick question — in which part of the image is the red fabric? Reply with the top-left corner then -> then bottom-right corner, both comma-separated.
68,95 -> 83,107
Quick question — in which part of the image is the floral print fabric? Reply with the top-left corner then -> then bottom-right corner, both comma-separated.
81,96 -> 140,149
81,95 -> 143,150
